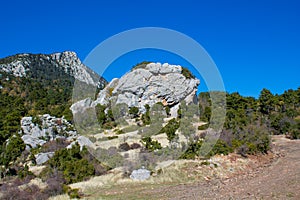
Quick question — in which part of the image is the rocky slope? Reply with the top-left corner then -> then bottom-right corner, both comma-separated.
20,114 -> 93,165
0,51 -> 106,88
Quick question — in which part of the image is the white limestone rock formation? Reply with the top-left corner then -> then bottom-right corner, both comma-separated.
95,62 -> 200,116
20,114 -> 77,150
0,51 -> 106,88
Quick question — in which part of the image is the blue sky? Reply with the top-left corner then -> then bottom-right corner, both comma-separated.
1,0 -> 299,97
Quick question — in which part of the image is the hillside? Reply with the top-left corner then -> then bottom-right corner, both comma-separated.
0,51 -> 107,142
0,57 -> 299,199
66,135 -> 299,199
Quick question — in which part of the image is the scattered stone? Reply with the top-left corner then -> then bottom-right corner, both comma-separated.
20,114 -> 77,150
35,152 -> 54,165
67,135 -> 94,150
130,167 -> 151,180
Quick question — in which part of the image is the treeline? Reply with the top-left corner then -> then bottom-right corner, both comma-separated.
194,88 -> 300,158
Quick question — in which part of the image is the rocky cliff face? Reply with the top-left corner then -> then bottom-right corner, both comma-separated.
0,51 -> 106,88
73,62 -> 200,117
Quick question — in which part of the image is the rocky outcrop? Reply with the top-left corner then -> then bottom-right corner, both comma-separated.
0,51 -> 106,88
93,62 -> 200,116
67,136 -> 94,150
92,78 -> 119,106
70,98 -> 93,114
20,114 -> 77,150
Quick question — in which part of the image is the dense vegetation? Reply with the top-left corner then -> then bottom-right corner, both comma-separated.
0,141 -> 106,199
41,143 -> 107,184
0,71 -> 73,142
189,88 -> 300,158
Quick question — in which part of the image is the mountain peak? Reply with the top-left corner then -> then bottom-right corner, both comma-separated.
0,51 -> 106,88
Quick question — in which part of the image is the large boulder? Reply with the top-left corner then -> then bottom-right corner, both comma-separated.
67,135 -> 94,150
21,135 -> 47,150
130,167 -> 151,180
79,63 -> 200,117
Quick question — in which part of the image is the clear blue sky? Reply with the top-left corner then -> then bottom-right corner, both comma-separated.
1,0 -> 299,97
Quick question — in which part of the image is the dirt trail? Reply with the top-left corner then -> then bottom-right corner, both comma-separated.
153,135 -> 300,199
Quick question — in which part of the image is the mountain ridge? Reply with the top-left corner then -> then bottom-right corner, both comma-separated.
0,51 -> 107,88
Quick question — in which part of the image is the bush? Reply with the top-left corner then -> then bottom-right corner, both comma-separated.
40,138 -> 69,153
114,129 -> 125,135
207,139 -> 233,157
233,125 -> 271,155
159,118 -> 180,141
43,143 -> 97,184
181,67 -> 195,79
287,120 -> 300,139
141,137 -> 162,151
129,106 -> 139,118
0,134 -> 26,168
130,143 -> 141,149
131,61 -> 151,71
141,111 -> 151,125
119,142 -> 131,151
107,135 -> 118,140
180,140 -> 203,159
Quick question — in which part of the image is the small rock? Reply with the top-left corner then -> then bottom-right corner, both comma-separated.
35,152 -> 54,165
130,167 -> 151,180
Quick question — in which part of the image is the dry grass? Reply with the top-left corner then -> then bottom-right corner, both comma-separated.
52,153 -> 253,199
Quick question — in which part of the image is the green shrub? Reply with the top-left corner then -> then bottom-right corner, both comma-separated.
44,143 -> 96,184
159,118 -> 180,141
129,107 -> 139,118
0,135 -> 26,167
141,105 -> 151,125
165,105 -> 170,116
131,61 -> 151,71
141,137 -> 162,151
18,165 -> 34,179
181,67 -> 195,79
32,116 -> 42,128
233,125 -> 271,155
107,136 -> 118,140
63,185 -> 81,199
180,140 -> 203,159
289,129 -> 300,139
114,129 -> 125,135
288,120 -> 300,139
207,139 -> 233,157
